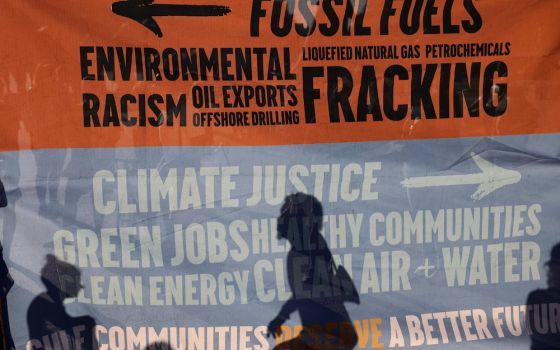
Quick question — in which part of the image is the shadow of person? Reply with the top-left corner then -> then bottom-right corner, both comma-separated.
526,242 -> 560,349
0,178 -> 15,349
26,254 -> 97,349
268,193 -> 359,350
143,342 -> 174,350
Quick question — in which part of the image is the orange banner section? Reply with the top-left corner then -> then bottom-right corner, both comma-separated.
1,0 -> 559,151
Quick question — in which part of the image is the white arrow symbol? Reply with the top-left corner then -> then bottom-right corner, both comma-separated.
401,152 -> 522,200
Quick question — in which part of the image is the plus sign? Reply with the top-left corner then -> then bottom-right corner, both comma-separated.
415,258 -> 436,278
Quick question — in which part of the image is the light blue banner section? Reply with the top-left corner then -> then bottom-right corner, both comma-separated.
1,134 -> 559,349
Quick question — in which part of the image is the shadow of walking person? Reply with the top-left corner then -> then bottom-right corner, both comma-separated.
526,242 -> 560,349
268,193 -> 359,350
26,254 -> 97,349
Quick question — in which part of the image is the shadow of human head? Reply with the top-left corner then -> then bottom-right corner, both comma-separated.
545,243 -> 560,289
277,193 -> 323,250
143,342 -> 174,350
526,242 -> 560,349
41,254 -> 83,300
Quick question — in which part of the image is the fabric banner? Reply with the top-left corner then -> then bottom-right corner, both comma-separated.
1,1 -> 559,349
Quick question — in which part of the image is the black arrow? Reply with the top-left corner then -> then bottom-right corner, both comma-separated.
112,0 -> 231,37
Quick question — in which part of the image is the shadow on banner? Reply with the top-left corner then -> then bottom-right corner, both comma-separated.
26,254 -> 97,349
526,242 -> 560,349
267,193 -> 359,350
143,342 -> 175,350
0,178 -> 15,349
